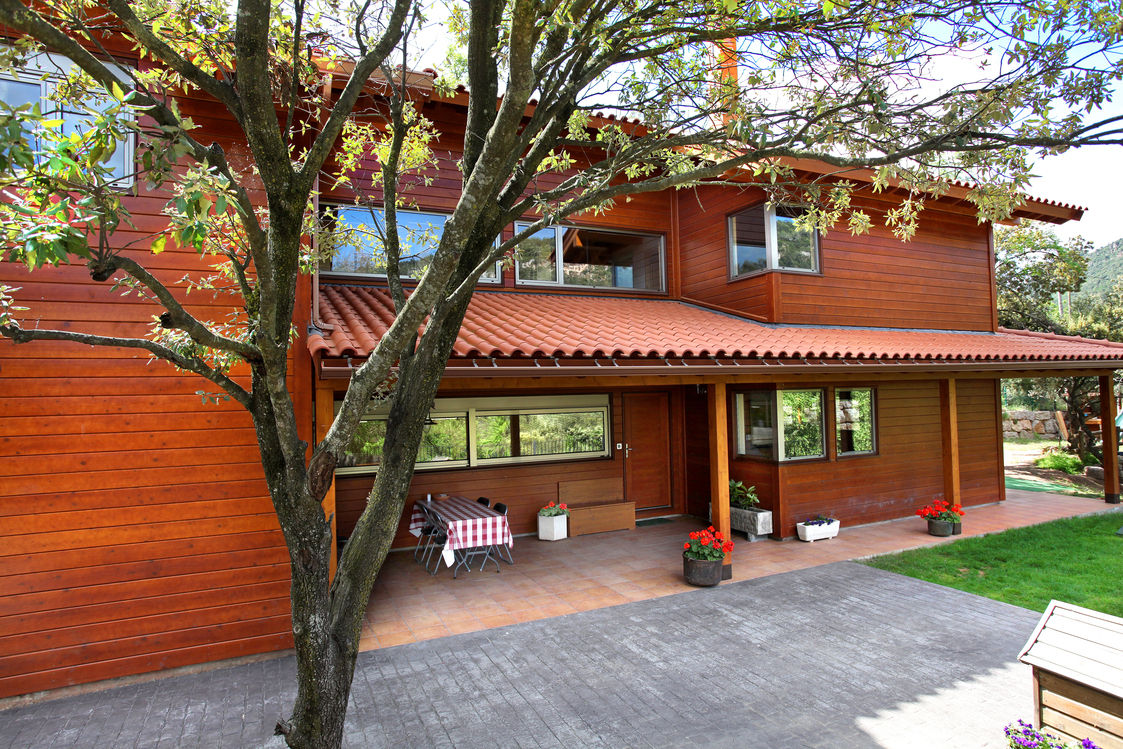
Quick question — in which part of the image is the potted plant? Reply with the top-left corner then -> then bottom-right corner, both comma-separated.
916,499 -> 964,537
728,480 -> 772,541
796,514 -> 840,542
682,526 -> 734,586
537,501 -> 569,541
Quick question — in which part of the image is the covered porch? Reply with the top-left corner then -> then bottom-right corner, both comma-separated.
356,488 -> 1116,653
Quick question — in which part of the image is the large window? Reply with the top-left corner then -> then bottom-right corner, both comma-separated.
836,388 -> 876,455
736,388 -> 872,462
1,53 -> 134,183
728,204 -> 819,277
514,223 -> 664,291
321,205 -> 499,281
336,394 -> 610,475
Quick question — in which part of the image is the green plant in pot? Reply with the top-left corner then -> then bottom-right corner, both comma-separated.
728,480 -> 773,541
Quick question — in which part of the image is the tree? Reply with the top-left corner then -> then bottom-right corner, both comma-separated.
995,224 -> 1117,460
1,0 -> 1122,746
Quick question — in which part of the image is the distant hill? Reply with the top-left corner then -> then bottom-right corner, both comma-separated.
1079,237 -> 1123,297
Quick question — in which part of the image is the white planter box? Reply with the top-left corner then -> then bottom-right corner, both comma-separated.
730,507 -> 773,541
796,519 -> 840,542
538,514 -> 567,541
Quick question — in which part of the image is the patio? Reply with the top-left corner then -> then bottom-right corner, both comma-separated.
359,488 -> 1117,652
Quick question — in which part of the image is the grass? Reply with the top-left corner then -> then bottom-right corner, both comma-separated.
1005,475 -> 1100,498
863,513 -> 1123,616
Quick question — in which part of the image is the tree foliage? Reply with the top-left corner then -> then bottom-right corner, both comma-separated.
1,0 -> 1122,746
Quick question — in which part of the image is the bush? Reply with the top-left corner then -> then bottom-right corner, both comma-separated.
1035,452 -> 1085,475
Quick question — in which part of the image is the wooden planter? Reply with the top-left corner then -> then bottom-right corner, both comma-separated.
682,555 -> 723,587
730,506 -> 772,541
796,519 -> 840,542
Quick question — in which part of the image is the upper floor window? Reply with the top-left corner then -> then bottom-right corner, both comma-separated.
514,223 -> 664,291
320,204 -> 499,281
0,53 -> 134,184
728,204 -> 819,277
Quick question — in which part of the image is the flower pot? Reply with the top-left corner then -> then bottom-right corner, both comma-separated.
682,554 -> 723,587
796,519 -> 840,542
927,518 -> 961,537
730,506 -> 772,541
537,514 -> 567,541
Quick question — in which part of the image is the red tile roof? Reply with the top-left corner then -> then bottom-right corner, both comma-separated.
309,283 -> 1123,365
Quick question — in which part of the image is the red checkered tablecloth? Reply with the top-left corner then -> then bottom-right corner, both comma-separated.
409,496 -> 514,566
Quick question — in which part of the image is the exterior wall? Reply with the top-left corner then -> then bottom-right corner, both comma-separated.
676,189 -> 997,331
957,379 -> 1004,508
333,386 -> 689,548
0,96 -> 306,698
775,381 -> 945,536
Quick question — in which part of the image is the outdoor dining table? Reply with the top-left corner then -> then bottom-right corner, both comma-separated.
408,495 -> 514,575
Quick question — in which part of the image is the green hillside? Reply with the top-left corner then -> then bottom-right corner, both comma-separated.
1079,237 -> 1123,297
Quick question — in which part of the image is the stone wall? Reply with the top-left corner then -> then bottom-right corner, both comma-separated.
1002,410 -> 1062,440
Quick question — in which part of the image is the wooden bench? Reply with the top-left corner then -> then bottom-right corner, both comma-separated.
559,477 -> 635,536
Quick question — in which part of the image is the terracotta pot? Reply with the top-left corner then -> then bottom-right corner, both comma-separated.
682,554 -> 723,587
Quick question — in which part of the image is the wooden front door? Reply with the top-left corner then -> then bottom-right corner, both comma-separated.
623,392 -> 672,511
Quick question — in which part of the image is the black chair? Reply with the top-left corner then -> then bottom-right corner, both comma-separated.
477,497 -> 490,507
421,504 -> 450,575
413,502 -> 438,563
489,502 -> 514,565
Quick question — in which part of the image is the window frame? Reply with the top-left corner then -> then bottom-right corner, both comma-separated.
513,221 -> 666,292
319,203 -> 501,282
835,387 -> 878,458
735,387 -> 877,463
335,394 -> 611,476
0,51 -> 136,188
727,203 -> 820,280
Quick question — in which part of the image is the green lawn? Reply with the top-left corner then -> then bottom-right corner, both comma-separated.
863,513 -> 1123,616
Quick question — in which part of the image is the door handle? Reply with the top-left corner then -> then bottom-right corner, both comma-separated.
624,443 -> 633,458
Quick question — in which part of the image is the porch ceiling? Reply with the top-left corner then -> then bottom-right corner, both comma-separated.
309,282 -> 1123,374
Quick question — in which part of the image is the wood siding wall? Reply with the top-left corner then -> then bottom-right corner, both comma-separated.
676,189 -> 996,330
333,387 -> 687,549
0,96 -> 304,698
777,381 -> 946,537
956,379 -> 1003,507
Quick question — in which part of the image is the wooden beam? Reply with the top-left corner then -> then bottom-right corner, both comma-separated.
707,382 -> 732,579
1100,374 -> 1120,504
939,378 -> 961,506
315,384 -> 339,580
994,379 -> 1007,504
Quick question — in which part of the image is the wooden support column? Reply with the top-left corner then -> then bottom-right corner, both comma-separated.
939,379 -> 961,506
1100,374 -> 1120,504
708,382 -> 732,579
315,383 -> 338,580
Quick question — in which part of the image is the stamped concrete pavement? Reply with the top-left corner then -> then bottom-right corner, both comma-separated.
0,562 -> 1040,748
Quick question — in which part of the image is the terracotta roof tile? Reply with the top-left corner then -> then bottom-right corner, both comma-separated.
309,283 -> 1123,364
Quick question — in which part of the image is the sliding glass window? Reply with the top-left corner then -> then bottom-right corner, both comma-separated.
514,223 -> 664,291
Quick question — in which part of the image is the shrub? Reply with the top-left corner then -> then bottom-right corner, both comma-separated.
1035,452 -> 1085,475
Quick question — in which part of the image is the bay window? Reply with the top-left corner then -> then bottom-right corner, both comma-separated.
736,387 -> 874,462
728,203 -> 819,277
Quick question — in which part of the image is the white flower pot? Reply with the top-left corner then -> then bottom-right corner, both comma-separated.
796,519 -> 840,542
538,514 -> 567,541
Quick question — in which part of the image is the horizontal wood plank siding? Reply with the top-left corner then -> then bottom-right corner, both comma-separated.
676,187 -> 995,330
335,387 -> 688,547
0,101 -> 301,697
956,378 -> 1003,507
778,381 -> 944,537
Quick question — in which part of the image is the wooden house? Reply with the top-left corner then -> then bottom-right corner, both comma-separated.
2,63 -> 1123,701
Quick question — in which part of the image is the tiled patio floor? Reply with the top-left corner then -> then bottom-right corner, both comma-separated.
359,489 -> 1119,652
